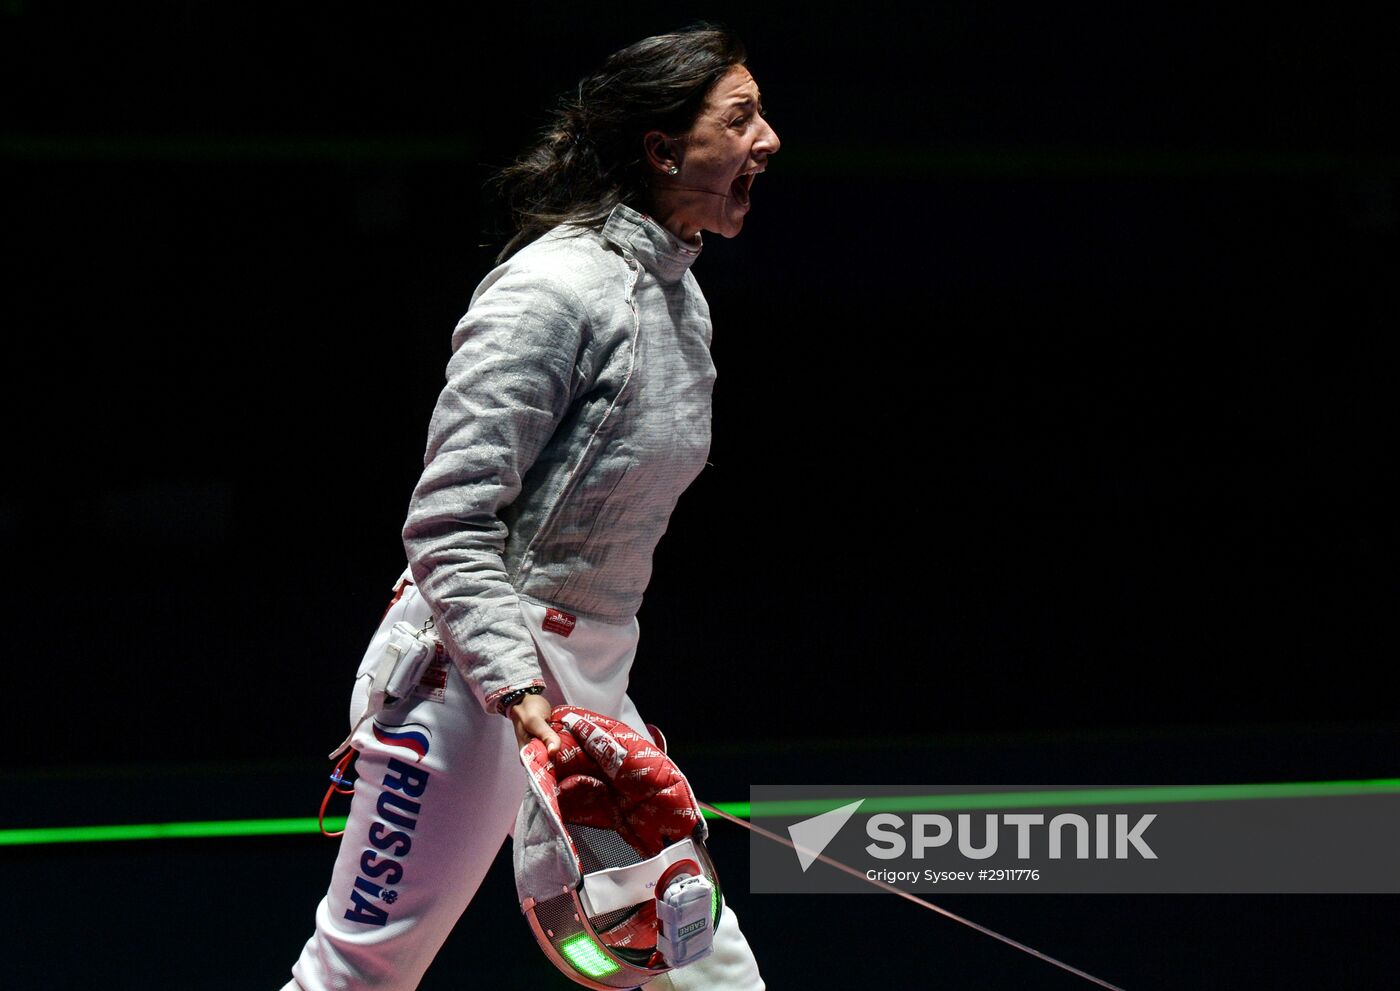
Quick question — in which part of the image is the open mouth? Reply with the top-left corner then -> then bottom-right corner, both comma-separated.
731,167 -> 761,207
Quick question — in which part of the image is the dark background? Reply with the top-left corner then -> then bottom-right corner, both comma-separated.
3,1 -> 1396,987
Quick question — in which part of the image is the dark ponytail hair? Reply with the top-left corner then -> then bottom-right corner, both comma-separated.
492,23 -> 747,263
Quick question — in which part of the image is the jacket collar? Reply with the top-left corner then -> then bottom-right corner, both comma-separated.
601,202 -> 702,284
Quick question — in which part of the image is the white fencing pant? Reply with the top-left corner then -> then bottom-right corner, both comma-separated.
283,579 -> 764,991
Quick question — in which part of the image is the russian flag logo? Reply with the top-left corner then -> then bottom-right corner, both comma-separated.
372,721 -> 432,760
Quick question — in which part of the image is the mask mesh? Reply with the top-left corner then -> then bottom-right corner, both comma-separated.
572,823 -> 647,872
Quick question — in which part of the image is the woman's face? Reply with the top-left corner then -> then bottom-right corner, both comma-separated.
654,64 -> 781,242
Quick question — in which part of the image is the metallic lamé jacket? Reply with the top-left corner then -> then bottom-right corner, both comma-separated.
402,203 -> 715,714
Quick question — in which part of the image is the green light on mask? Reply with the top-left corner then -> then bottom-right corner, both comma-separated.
559,933 -> 620,978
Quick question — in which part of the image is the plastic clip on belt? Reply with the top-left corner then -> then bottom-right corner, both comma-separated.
327,621 -> 437,762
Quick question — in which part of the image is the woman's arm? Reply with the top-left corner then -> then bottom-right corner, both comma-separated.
402,264 -> 588,717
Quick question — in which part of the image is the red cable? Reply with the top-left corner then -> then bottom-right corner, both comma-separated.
319,749 -> 358,837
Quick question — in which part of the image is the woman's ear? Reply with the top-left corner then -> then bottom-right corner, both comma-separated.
643,130 -> 679,175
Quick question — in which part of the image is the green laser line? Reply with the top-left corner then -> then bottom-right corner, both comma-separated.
2,780 -> 1394,847
0,817 -> 346,846
0,805 -> 744,847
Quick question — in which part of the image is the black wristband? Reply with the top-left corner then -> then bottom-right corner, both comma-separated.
496,685 -> 545,716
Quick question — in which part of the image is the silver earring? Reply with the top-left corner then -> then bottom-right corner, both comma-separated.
667,165 -> 679,175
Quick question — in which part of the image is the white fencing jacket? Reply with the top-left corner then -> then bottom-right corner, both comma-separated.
402,203 -> 715,714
